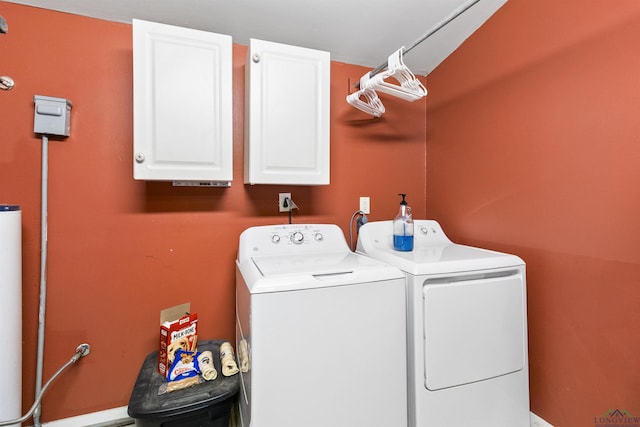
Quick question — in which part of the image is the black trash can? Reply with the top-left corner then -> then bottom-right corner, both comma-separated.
128,340 -> 239,427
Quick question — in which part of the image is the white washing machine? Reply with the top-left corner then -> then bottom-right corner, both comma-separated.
357,220 -> 530,427
236,224 -> 408,427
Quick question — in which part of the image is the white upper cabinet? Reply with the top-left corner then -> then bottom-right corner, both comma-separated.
133,19 -> 233,185
245,39 -> 330,185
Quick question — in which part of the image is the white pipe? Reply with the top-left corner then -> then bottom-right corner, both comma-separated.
34,134 -> 49,427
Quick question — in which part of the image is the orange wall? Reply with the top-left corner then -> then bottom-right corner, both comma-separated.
427,0 -> 640,426
0,2 -> 426,421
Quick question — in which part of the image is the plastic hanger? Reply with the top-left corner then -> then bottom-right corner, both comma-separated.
346,73 -> 386,117
364,48 -> 427,102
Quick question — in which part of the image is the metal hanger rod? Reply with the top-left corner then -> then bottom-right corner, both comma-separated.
366,0 -> 481,79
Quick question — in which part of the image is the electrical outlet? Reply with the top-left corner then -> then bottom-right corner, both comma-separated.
279,193 -> 292,212
359,197 -> 370,214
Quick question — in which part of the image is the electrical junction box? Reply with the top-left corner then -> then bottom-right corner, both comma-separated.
33,95 -> 72,137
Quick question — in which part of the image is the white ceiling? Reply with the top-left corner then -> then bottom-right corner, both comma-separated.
3,0 -> 507,75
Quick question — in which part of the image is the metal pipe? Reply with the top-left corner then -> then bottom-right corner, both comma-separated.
33,134 -> 49,427
356,0 -> 481,87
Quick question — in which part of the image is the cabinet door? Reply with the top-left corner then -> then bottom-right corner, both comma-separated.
133,19 -> 232,183
245,39 -> 330,185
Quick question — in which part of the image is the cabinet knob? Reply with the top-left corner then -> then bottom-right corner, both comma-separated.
135,152 -> 146,163
252,53 -> 261,63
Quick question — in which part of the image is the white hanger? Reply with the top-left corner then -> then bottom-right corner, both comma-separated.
346,72 -> 386,117
365,48 -> 427,102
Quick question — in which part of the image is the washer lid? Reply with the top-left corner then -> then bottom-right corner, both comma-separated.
252,251 -> 375,277
244,251 -> 404,293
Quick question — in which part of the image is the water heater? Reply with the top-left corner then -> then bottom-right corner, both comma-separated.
0,205 -> 21,425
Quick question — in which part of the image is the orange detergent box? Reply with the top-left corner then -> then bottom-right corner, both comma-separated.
158,303 -> 198,378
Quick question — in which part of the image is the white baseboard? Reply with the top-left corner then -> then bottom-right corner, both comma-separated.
531,411 -> 554,427
34,406 -> 552,427
36,406 -> 132,427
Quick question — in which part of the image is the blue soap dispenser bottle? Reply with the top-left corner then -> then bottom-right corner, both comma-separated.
393,193 -> 414,251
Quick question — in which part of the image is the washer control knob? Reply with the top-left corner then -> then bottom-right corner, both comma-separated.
291,231 -> 304,244
419,226 -> 429,235
314,233 -> 324,241
271,235 -> 281,244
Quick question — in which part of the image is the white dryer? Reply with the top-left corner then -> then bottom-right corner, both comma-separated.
357,220 -> 530,427
236,224 -> 407,427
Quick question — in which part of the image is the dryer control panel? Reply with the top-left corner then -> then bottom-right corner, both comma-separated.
357,220 -> 452,253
